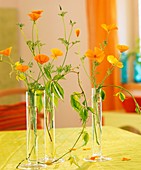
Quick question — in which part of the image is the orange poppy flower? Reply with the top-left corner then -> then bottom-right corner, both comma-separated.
16,65 -> 29,72
51,48 -> 63,59
85,47 -> 105,63
117,44 -> 129,53
34,54 -> 49,64
107,55 -> 123,68
31,10 -> 43,15
101,24 -> 118,32
28,13 -> 41,21
75,29 -> 80,37
0,47 -> 12,56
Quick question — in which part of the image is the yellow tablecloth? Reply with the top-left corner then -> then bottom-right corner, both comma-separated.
0,126 -> 141,170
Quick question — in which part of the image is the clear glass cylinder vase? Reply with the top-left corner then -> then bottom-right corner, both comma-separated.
18,90 -> 47,169
44,93 -> 56,162
91,88 -> 102,158
84,88 -> 111,162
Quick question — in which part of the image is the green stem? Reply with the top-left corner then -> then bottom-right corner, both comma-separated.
20,28 -> 28,42
102,84 -> 141,114
62,48 -> 68,67
32,21 -> 36,56
52,123 -> 86,164
68,25 -> 73,43
100,65 -> 115,86
62,16 -> 67,40
34,24 -> 41,54
81,58 -> 91,83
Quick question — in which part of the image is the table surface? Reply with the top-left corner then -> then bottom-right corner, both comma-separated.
0,126 -> 141,170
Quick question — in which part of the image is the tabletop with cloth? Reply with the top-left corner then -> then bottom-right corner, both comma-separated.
0,126 -> 141,170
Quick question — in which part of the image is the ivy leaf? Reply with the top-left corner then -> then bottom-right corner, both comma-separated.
68,155 -> 80,168
82,131 -> 89,146
79,108 -> 88,123
44,67 -> 52,80
53,74 -> 64,81
51,82 -> 64,100
116,92 -> 125,102
87,107 -> 95,114
101,89 -> 106,101
70,94 -> 83,112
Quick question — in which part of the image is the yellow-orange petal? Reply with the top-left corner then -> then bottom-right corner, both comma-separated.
34,54 -> 49,64
96,53 -> 105,63
85,49 -> 94,59
116,61 -> 123,68
15,62 -> 22,67
85,47 -> 105,63
75,29 -> 80,37
51,48 -> 63,59
107,55 -> 115,64
107,55 -> 123,68
117,44 -> 129,53
122,157 -> 131,161
16,65 -> 29,72
28,13 -> 41,21
90,156 -> 100,160
101,24 -> 118,32
32,10 -> 43,15
0,47 -> 12,56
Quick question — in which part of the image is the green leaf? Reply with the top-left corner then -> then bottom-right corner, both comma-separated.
53,74 -> 64,81
70,20 -> 76,26
58,38 -> 69,46
72,40 -> 80,45
79,108 -> 88,123
44,67 -> 52,80
51,82 -> 64,99
82,131 -> 89,146
17,23 -> 24,29
70,94 -> 82,112
68,155 -> 80,168
101,89 -> 106,101
82,100 -> 86,106
45,81 -> 52,96
36,93 -> 43,113
58,11 -> 67,17
116,92 -> 125,102
135,103 -> 141,114
87,107 -> 95,114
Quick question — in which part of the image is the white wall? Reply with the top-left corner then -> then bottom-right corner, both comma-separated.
17,0 -> 90,127
0,0 -> 139,127
0,0 -> 18,7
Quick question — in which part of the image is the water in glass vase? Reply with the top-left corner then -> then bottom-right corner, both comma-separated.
41,93 -> 64,164
18,90 -> 47,169
84,88 -> 111,162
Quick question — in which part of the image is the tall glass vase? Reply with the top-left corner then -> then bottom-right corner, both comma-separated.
41,93 -> 64,164
84,88 -> 111,162
18,90 -> 47,169
44,93 -> 56,162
